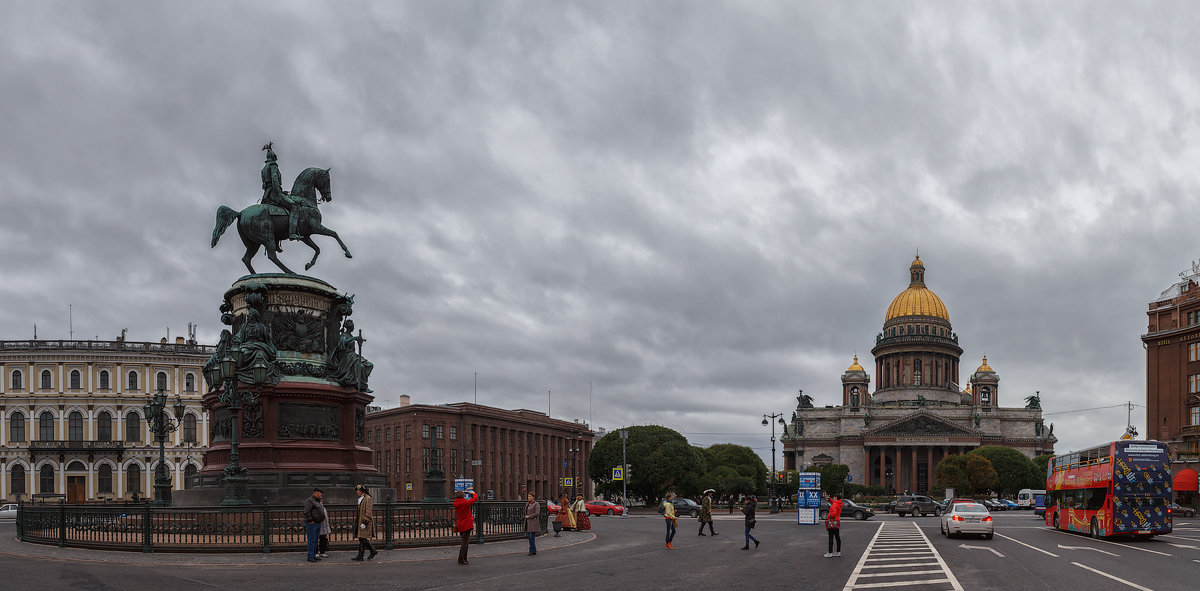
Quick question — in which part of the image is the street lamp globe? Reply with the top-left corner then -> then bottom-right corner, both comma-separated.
761,418 -> 768,426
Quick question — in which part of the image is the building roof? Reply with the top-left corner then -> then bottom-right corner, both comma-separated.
885,256 -> 950,322
847,355 -> 865,372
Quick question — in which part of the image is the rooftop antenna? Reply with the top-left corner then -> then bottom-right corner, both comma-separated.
474,372 -> 477,404
33,324 -> 37,340
187,322 -> 197,345
69,304 -> 73,340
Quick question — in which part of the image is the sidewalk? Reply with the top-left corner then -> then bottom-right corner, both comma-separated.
0,528 -> 595,567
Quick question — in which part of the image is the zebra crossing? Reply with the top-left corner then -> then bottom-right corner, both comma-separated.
842,521 -> 963,591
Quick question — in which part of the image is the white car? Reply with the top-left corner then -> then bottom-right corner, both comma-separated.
939,502 -> 993,539
0,503 -> 17,519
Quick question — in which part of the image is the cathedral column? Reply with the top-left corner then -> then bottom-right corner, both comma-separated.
895,446 -> 903,494
878,446 -> 885,491
863,447 -> 871,487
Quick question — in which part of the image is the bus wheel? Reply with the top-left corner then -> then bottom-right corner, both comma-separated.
1090,518 -> 1100,539
1052,513 -> 1059,529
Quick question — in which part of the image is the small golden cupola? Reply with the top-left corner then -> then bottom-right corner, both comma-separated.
976,356 -> 993,373
847,355 -> 865,372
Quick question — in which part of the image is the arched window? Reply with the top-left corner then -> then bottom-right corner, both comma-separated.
184,373 -> 195,392
125,413 -> 141,443
981,387 -> 991,406
184,464 -> 198,489
126,465 -> 141,494
11,370 -> 22,390
10,465 -> 26,496
97,412 -> 112,441
851,386 -> 860,408
98,465 -> 113,494
156,371 -> 168,392
39,412 -> 55,441
99,370 -> 110,390
66,460 -> 86,471
9,412 -> 26,442
40,465 -> 55,493
127,370 -> 139,391
183,414 -> 197,443
68,411 -> 83,441
40,370 -> 52,390
70,369 -> 81,389
913,359 -> 922,386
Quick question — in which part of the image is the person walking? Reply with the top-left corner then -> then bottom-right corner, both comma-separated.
572,494 -> 591,531
317,493 -> 331,559
303,488 -> 325,563
729,494 -> 736,514
525,493 -> 540,556
352,484 -> 378,561
662,492 -> 678,549
453,489 -> 479,565
556,493 -> 576,531
824,494 -> 843,558
741,495 -> 759,550
698,489 -> 717,536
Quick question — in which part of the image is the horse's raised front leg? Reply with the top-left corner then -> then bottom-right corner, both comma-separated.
310,223 -> 353,259
302,236 -> 321,271
264,239 -> 296,274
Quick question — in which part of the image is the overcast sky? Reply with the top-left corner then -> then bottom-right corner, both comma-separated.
3,1 -> 1197,465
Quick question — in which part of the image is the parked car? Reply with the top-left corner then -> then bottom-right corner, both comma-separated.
548,500 -> 562,515
819,499 -> 875,521
940,502 -> 994,539
882,500 -> 898,513
1170,502 -> 1197,518
980,499 -> 1005,511
586,500 -> 626,516
0,503 -> 16,519
895,495 -> 942,517
998,499 -> 1019,510
672,498 -> 702,518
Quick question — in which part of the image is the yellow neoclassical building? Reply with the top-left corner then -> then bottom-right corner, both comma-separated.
1,336 -> 212,503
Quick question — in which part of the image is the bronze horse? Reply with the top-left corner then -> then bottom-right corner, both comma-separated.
211,167 -> 352,274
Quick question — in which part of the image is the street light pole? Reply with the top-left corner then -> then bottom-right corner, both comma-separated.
216,350 -> 266,506
145,388 -> 186,507
569,431 -> 582,500
762,412 -> 786,514
620,429 -> 628,516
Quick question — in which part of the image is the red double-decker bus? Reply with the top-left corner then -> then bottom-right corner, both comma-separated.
1045,440 -> 1172,538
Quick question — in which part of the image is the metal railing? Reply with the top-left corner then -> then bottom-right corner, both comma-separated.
16,500 -> 547,553
0,339 -> 216,354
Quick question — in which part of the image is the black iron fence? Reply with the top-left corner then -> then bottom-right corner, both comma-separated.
17,500 -> 548,553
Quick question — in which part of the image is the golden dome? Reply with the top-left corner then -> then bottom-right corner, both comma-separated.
976,356 -> 993,372
884,256 -> 949,321
847,355 -> 864,372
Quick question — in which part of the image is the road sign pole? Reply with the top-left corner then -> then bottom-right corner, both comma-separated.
620,429 -> 628,516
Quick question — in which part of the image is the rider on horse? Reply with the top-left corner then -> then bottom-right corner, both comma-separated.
261,142 -> 304,244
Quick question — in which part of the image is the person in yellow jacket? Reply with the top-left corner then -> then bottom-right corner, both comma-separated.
662,492 -> 678,548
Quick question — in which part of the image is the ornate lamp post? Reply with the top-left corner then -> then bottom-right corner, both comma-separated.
762,413 -> 786,514
145,388 -> 187,507
568,431 -> 583,499
216,350 -> 267,506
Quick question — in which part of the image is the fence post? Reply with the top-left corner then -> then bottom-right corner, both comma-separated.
474,503 -> 485,544
384,502 -> 394,550
142,502 -> 152,553
58,500 -> 66,548
16,499 -> 22,541
262,503 -> 272,554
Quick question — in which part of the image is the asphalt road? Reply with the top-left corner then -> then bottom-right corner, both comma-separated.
0,511 -> 1196,590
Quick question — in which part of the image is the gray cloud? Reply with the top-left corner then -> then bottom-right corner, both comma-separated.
2,1 -> 1198,464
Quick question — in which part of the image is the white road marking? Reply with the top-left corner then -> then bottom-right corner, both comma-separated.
1161,534 -> 1200,543
1049,529 -> 1173,556
1167,543 -> 1200,550
994,532 -> 1060,557
1057,544 -> 1119,557
958,543 -> 1004,557
843,522 -> 963,591
1071,561 -> 1156,591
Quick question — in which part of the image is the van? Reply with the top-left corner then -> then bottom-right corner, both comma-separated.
1016,488 -> 1045,509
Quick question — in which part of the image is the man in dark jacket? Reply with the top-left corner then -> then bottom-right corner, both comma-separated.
303,488 -> 325,562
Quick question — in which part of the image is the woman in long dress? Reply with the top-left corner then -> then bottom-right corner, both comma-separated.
556,494 -> 576,530
572,494 -> 591,531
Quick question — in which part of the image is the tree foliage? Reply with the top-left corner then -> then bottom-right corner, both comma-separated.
701,443 -> 768,496
802,464 -> 851,498
968,446 -> 1040,495
587,425 -> 705,502
935,454 -> 999,495
1031,454 -> 1054,487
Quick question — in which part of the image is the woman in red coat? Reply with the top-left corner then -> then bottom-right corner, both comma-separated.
824,494 -> 843,558
453,490 -> 479,565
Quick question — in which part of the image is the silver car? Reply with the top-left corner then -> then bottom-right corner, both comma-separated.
0,503 -> 17,519
939,502 -> 993,539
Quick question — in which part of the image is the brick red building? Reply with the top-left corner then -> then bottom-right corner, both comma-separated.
1143,268 -> 1200,504
364,396 -> 594,501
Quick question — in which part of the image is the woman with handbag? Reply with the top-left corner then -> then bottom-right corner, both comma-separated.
824,494 -> 843,557
453,489 -> 479,565
741,495 -> 759,550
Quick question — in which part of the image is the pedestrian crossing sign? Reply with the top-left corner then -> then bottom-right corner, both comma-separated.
405,483 -> 412,491
564,477 -> 574,487
613,467 -> 623,480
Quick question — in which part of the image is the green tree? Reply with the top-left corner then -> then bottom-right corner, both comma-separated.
935,454 -> 999,495
803,464 -> 851,498
587,425 -> 705,503
1031,454 -> 1054,488
700,443 -> 768,497
969,446 -> 1040,496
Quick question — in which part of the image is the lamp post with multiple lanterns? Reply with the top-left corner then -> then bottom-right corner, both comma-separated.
214,349 -> 268,506
145,388 -> 187,507
762,412 -> 785,514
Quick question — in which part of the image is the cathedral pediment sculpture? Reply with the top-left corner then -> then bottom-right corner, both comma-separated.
864,411 -> 979,437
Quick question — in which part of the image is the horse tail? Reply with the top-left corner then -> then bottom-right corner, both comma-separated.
212,206 -> 239,247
